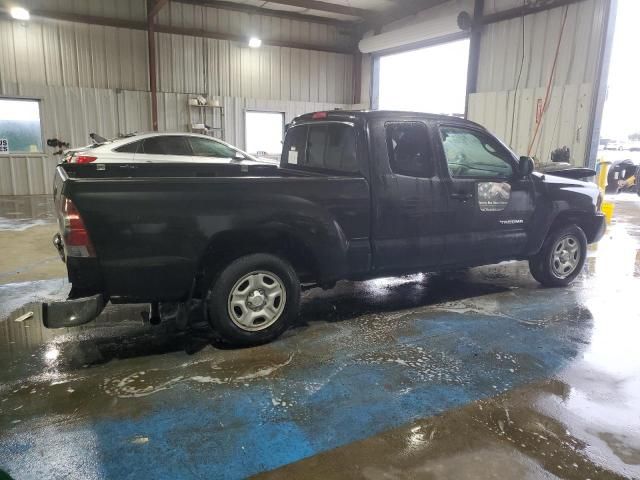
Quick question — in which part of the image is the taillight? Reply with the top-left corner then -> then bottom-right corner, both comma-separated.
75,155 -> 97,164
312,112 -> 327,119
61,197 -> 95,257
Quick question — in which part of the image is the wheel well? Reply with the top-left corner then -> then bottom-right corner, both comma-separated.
195,230 -> 318,297
548,211 -> 594,240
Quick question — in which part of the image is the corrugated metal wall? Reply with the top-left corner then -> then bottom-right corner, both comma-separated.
469,0 -> 607,165
0,19 -> 149,91
0,2 -> 356,195
158,2 -> 352,50
155,35 -> 353,102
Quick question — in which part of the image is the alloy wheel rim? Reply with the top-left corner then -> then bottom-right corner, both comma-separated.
550,235 -> 581,279
227,270 -> 286,331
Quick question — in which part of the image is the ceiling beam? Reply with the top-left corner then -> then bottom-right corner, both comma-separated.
176,0 -> 356,28
154,23 -> 355,53
148,0 -> 170,19
367,0 -> 450,30
252,0 -> 371,18
19,9 -> 356,54
478,0 -> 586,25
30,10 -> 146,30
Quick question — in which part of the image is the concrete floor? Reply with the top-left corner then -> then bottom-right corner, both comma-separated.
0,194 -> 639,480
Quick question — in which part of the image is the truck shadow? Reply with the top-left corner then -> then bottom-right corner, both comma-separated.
297,271 -> 512,326
1,270 -> 515,376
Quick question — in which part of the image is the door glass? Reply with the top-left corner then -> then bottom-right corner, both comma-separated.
142,136 -> 191,155
440,127 -> 513,178
386,122 -> 433,177
189,137 -> 237,158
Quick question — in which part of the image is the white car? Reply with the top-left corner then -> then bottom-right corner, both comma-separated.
64,132 -> 266,164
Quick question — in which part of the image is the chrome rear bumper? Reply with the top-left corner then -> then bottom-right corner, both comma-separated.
42,294 -> 105,328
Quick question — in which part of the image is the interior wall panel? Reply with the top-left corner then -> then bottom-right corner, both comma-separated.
470,0 -> 607,166
469,83 -> 593,166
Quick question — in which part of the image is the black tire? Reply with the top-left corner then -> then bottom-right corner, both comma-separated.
206,253 -> 300,346
529,224 -> 587,287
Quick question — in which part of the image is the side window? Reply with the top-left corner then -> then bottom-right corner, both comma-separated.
386,122 -> 433,178
142,136 -> 191,156
189,137 -> 238,158
282,126 -> 307,166
114,140 -> 142,153
440,127 -> 514,179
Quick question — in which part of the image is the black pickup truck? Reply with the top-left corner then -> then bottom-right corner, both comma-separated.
46,111 -> 606,345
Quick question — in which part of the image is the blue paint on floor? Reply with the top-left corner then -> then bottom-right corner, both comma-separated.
0,290 -> 593,479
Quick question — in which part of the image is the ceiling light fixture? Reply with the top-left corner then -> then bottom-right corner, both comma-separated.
10,6 -> 30,21
248,37 -> 262,48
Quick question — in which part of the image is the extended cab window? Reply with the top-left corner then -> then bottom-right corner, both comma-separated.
142,136 -> 191,156
189,137 -> 238,158
440,126 -> 513,178
386,122 -> 433,177
282,125 -> 307,166
283,124 -> 358,174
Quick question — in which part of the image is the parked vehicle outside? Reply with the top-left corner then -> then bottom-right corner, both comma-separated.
63,132 -> 264,165
45,110 -> 606,346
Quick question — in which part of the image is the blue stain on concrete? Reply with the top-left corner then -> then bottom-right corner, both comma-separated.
0,291 -> 593,479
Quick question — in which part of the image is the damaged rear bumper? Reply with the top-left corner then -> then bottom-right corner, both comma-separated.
43,294 -> 106,328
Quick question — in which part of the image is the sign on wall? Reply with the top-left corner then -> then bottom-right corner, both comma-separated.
0,139 -> 8,153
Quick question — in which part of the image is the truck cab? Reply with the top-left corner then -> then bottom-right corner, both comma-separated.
284,111 -> 602,275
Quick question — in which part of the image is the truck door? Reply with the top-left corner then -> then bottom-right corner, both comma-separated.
371,120 -> 449,271
435,124 -> 535,265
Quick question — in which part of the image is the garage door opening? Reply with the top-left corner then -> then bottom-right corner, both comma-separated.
377,38 -> 470,117
597,0 -> 640,193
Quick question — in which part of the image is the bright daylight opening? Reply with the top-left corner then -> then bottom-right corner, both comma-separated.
0,98 -> 43,153
377,38 -> 470,117
244,111 -> 284,159
597,0 -> 640,193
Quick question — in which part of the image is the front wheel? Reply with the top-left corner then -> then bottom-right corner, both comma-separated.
206,253 -> 300,346
529,225 -> 587,287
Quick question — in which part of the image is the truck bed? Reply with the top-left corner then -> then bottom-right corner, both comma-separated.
54,162 -> 371,301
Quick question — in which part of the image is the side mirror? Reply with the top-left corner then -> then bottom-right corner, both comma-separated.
518,156 -> 534,177
233,152 -> 245,160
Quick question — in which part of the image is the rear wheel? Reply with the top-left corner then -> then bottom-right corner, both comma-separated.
206,253 -> 300,346
529,225 -> 587,287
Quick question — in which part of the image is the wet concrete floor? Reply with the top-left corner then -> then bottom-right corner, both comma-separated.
0,194 -> 639,479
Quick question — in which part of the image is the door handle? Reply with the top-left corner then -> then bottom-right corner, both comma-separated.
451,193 -> 473,201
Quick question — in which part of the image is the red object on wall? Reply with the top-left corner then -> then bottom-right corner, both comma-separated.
536,98 -> 544,124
